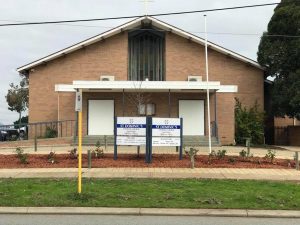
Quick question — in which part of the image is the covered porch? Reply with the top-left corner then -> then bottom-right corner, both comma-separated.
55,80 -> 237,146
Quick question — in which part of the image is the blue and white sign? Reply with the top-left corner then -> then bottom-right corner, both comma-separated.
116,117 -> 146,146
152,118 -> 181,146
117,117 -> 146,136
152,118 -> 181,137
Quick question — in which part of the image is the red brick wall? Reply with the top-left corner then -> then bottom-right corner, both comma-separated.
28,30 -> 264,145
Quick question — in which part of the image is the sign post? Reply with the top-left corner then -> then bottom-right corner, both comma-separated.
75,89 -> 82,194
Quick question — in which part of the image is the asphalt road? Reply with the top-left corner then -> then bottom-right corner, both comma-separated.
0,215 -> 300,225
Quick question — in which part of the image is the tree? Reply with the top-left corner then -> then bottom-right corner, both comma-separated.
13,116 -> 28,126
257,0 -> 300,119
235,98 -> 264,145
6,77 -> 29,127
125,81 -> 152,116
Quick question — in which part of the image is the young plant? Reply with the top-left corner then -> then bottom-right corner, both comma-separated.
217,149 -> 227,159
44,126 -> 57,138
15,147 -> 28,164
265,149 -> 276,163
92,140 -> 104,159
47,151 -> 58,164
207,150 -> 216,164
69,148 -> 78,159
228,157 -> 236,164
184,147 -> 199,169
239,149 -> 247,158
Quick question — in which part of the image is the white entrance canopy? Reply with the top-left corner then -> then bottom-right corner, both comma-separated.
55,81 -> 237,93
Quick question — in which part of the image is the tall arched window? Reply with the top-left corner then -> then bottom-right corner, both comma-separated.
128,29 -> 165,81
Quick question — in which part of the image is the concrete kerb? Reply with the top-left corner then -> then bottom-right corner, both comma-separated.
0,207 -> 300,218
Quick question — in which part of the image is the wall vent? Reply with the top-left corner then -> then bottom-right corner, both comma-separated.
187,76 -> 202,82
100,75 -> 115,81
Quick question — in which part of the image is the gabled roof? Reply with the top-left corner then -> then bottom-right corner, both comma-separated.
17,15 -> 264,74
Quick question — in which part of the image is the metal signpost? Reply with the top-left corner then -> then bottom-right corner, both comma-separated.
75,89 -> 82,194
114,117 -> 147,160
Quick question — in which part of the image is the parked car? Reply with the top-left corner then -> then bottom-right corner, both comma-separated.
0,125 -> 27,141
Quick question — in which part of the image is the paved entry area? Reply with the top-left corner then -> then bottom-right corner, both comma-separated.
0,168 -> 299,181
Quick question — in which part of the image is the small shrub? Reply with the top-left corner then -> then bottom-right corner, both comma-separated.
92,140 -> 104,159
239,149 -> 247,158
207,150 -> 216,164
69,148 -> 78,159
286,159 -> 292,168
44,126 -> 57,138
47,151 -> 58,164
235,98 -> 264,145
228,157 -> 236,164
217,149 -> 227,159
184,147 -> 199,169
265,149 -> 276,163
15,147 -> 28,164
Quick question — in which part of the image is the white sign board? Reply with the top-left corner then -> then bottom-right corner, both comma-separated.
116,117 -> 146,146
117,117 -> 146,136
117,136 -> 146,146
75,90 -> 82,112
152,137 -> 181,147
152,118 -> 181,147
152,118 -> 181,137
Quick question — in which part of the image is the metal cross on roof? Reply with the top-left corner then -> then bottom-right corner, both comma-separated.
140,0 -> 154,15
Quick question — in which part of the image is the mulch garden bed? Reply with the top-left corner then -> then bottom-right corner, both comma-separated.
0,153 -> 296,169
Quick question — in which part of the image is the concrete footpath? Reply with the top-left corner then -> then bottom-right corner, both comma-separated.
0,207 -> 300,218
0,167 -> 299,181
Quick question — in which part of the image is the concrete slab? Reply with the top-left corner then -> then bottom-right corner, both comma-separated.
1,207 -> 300,218
0,207 -> 28,214
140,208 -> 200,216
247,209 -> 300,218
26,207 -> 140,215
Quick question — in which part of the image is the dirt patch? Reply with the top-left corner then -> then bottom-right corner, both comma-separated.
0,153 -> 296,169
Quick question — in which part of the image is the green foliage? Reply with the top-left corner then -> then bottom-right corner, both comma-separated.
239,149 -> 247,158
257,0 -> 300,119
15,147 -> 28,164
5,77 -> 29,126
265,149 -> 276,163
44,127 -> 57,138
235,98 -> 264,144
47,151 -> 58,164
216,149 -> 227,159
13,116 -> 28,127
228,157 -> 236,164
69,148 -> 78,160
92,140 -> 104,159
184,147 -> 199,169
207,150 -> 216,164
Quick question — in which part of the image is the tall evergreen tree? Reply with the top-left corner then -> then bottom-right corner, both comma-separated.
257,0 -> 300,119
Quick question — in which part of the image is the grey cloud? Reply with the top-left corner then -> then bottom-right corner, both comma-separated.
0,0 -> 276,124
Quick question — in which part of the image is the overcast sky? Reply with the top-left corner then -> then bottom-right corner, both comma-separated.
0,0 -> 277,124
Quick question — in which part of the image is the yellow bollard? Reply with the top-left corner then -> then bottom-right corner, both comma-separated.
78,111 -> 82,194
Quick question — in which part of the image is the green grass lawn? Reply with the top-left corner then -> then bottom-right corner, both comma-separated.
0,178 -> 299,209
